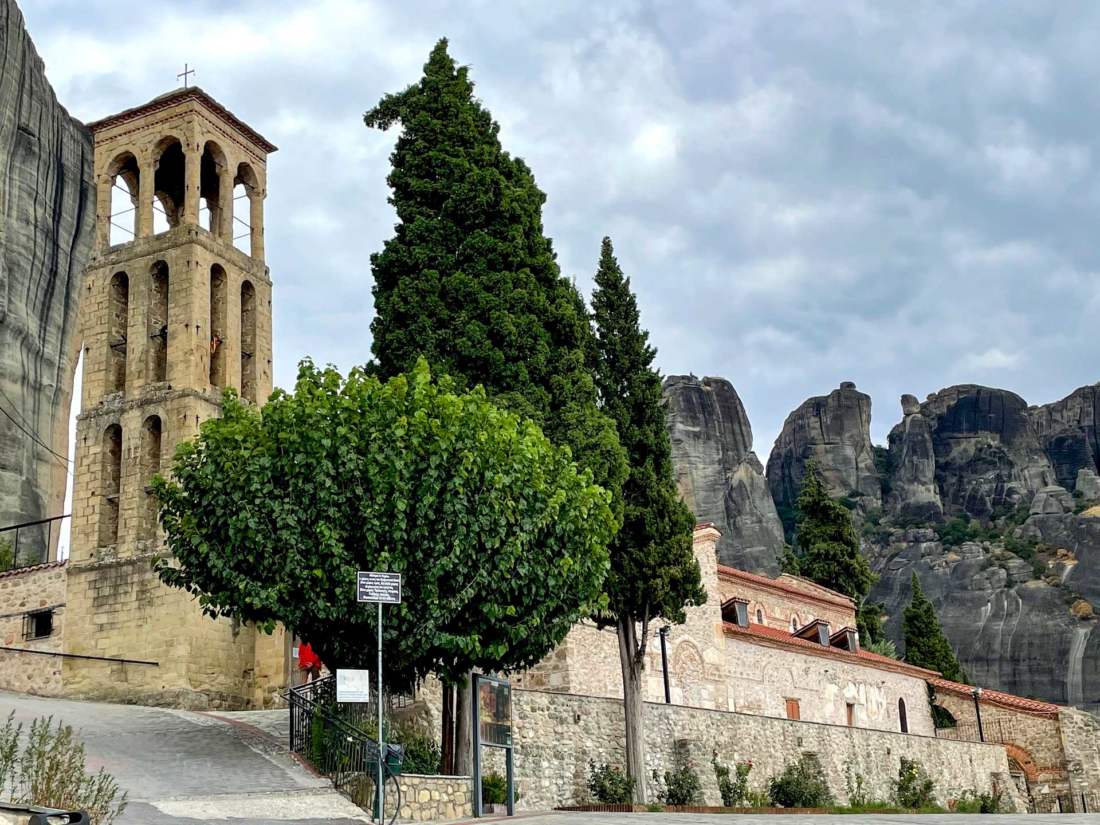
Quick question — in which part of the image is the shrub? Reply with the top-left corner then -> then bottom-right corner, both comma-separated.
768,752 -> 833,808
654,765 -> 701,806
745,789 -> 771,808
713,757 -> 752,807
936,517 -> 983,548
586,761 -> 634,804
0,537 -> 12,572
953,789 -> 1002,813
894,757 -> 935,809
481,772 -> 507,805
0,713 -> 127,824
388,721 -> 441,775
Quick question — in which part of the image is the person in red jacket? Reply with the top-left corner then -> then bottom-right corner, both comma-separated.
298,641 -> 323,683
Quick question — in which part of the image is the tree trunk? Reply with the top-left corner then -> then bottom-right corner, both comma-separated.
441,683 -> 455,775
454,671 -> 473,776
617,617 -> 647,803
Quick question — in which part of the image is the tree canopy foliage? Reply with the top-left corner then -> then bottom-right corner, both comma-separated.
364,38 -> 626,502
153,360 -> 615,690
592,237 -> 702,629
903,574 -> 968,683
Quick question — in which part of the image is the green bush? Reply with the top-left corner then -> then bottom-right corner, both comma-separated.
653,765 -> 701,806
713,757 -> 752,807
953,789 -> 1002,813
0,537 -> 12,572
481,772 -> 507,805
586,761 -> 634,804
0,713 -> 128,824
388,721 -> 441,775
768,752 -> 833,808
745,789 -> 771,808
894,757 -> 935,809
936,517 -> 984,547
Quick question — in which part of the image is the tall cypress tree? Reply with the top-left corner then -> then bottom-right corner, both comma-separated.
903,574 -> 968,683
591,237 -> 704,802
364,39 -> 626,498
785,461 -> 878,638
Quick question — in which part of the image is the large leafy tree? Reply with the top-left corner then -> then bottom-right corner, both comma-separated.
903,574 -> 967,683
153,360 -> 615,695
591,237 -> 704,801
784,461 -> 878,636
364,38 -> 626,501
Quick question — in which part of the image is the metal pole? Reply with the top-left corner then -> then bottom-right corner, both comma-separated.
377,601 -> 384,823
659,626 -> 671,704
971,688 -> 984,743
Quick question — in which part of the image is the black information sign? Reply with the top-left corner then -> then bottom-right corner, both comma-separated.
357,571 -> 402,604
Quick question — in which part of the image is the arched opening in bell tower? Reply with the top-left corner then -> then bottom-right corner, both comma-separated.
240,280 -> 256,403
106,271 -> 129,395
148,261 -> 169,383
209,265 -> 227,388
152,136 -> 186,234
200,141 -> 228,238
233,162 -> 259,257
98,423 -> 123,547
140,415 -> 162,540
107,152 -> 140,246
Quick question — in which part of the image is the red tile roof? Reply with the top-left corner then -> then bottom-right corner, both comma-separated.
717,565 -> 855,610
0,559 -> 66,581
722,620 -> 941,680
86,86 -> 278,153
928,676 -> 1061,718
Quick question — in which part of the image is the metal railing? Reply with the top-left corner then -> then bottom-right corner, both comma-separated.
0,514 -> 70,572
933,718 -> 1011,744
286,676 -> 401,819
1030,792 -> 1098,814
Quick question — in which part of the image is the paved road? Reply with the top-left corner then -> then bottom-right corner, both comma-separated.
496,815 -> 1099,825
0,691 -> 369,824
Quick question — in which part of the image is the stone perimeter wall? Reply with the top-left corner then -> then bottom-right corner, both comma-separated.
510,688 -> 1017,811
386,774 -> 472,822
0,562 -> 66,696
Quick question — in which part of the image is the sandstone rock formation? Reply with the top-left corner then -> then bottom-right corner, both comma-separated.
1030,384 -> 1100,492
663,375 -> 785,574
869,528 -> 1099,711
0,0 -> 94,562
1078,469 -> 1100,501
766,381 -> 880,519
886,394 -> 943,521
898,385 -> 1054,519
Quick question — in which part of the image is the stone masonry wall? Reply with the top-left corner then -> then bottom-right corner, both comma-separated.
717,571 -> 856,632
511,688 -> 1016,811
724,634 -> 933,735
0,562 -> 65,696
515,526 -> 730,709
934,691 -> 1067,792
1058,708 -> 1100,795
384,775 -> 473,822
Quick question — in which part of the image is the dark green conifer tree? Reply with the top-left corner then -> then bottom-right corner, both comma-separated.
591,237 -> 704,801
364,39 -> 626,498
903,574 -> 968,683
784,462 -> 879,638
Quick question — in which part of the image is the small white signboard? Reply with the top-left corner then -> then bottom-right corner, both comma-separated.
336,668 -> 372,703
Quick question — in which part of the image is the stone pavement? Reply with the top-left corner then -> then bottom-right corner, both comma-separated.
0,691 -> 369,824
473,814 -> 1097,825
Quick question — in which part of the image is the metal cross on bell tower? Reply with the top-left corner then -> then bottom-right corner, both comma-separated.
177,63 -> 195,88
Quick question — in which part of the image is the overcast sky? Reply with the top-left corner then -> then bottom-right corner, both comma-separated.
25,0 -> 1100,454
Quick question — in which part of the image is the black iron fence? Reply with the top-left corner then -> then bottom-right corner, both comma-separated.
0,514 -> 69,571
286,676 -> 401,817
933,718 -> 1012,744
1030,792 -> 1099,814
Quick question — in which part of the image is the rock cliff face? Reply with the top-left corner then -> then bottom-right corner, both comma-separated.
765,381 -> 880,519
868,526 -> 1100,711
663,375 -> 785,574
1030,384 -> 1100,493
886,394 -> 943,521
0,0 -> 94,562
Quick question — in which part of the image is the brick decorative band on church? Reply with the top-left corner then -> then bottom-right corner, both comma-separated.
0,86 -> 289,710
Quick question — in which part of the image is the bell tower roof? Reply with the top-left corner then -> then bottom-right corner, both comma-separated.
86,86 -> 277,154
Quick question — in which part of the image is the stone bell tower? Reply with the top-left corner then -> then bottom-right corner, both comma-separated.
62,87 -> 287,708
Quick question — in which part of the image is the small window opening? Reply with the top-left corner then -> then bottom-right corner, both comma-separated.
899,698 -> 909,733
23,610 -> 54,641
846,702 -> 855,727
756,608 -> 764,625
785,697 -> 800,721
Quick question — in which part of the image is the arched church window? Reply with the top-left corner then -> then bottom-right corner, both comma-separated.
107,152 -> 139,245
152,136 -> 186,233
200,141 -> 228,238
899,698 -> 909,733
